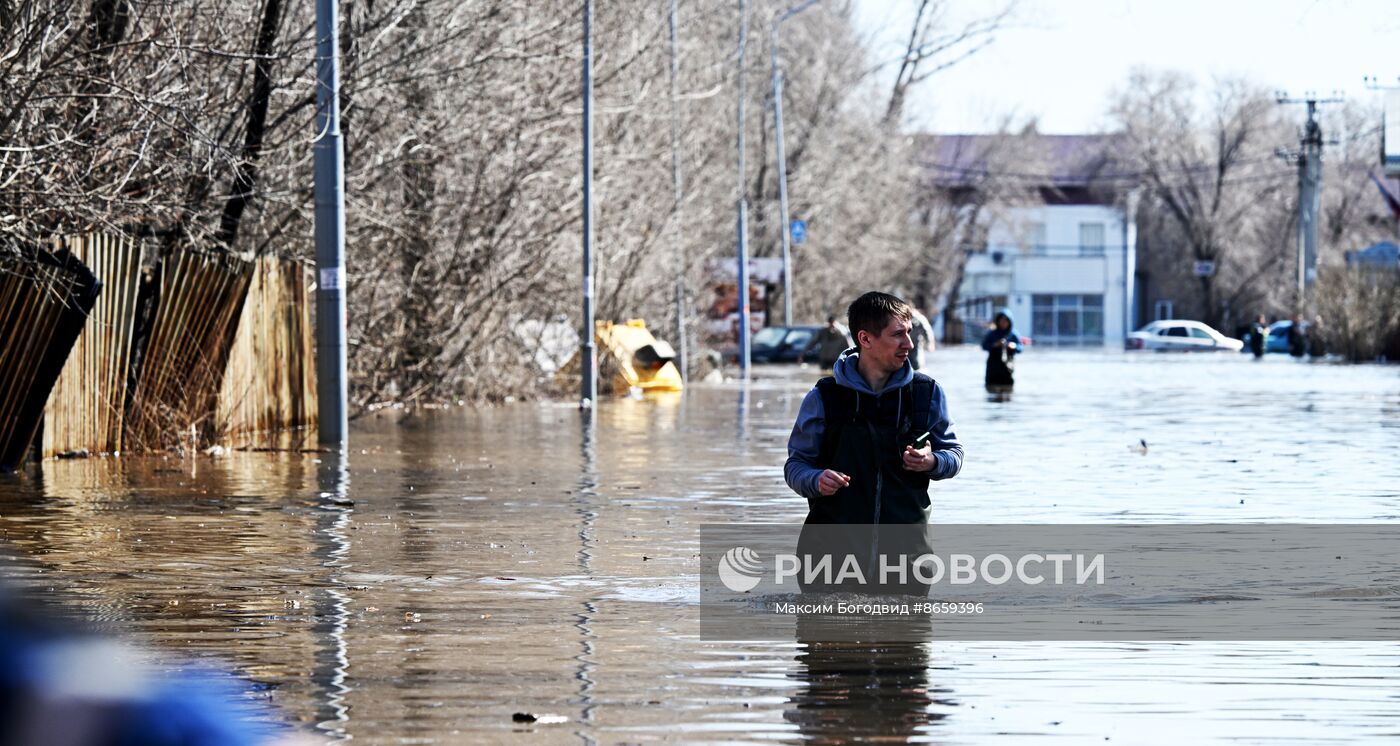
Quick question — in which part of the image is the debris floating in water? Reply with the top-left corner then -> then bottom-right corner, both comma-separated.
512,712 -> 568,724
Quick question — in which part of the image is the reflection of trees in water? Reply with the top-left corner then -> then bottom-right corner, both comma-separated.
786,615 -> 955,743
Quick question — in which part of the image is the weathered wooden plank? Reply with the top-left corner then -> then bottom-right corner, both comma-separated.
0,247 -> 100,471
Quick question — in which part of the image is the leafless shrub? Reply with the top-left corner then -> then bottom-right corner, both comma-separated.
1312,268 -> 1400,362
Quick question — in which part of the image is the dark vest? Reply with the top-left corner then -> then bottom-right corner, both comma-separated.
808,373 -> 936,526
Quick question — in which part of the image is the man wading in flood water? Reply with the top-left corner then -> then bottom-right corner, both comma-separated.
783,292 -> 963,593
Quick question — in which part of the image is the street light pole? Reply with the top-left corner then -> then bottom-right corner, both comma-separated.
771,0 -> 820,328
735,0 -> 750,380
581,0 -> 598,407
771,39 -> 791,328
668,0 -> 687,386
314,0 -> 347,447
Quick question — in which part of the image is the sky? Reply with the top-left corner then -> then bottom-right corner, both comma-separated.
853,0 -> 1400,134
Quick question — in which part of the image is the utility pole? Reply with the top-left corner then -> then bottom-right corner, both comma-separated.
668,0 -> 687,385
1277,92 -> 1342,304
314,0 -> 347,448
771,0 -> 820,328
735,0 -> 751,380
581,0 -> 598,407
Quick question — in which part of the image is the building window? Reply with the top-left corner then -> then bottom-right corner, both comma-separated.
1078,222 -> 1105,256
1154,299 -> 1174,321
1026,222 -> 1047,255
1032,294 -> 1104,345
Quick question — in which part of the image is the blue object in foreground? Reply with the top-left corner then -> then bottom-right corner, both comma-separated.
0,594 -> 288,746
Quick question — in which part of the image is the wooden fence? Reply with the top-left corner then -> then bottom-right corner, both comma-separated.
216,255 -> 317,443
0,246 -> 101,470
4,235 -> 318,462
42,234 -> 143,457
124,249 -> 253,451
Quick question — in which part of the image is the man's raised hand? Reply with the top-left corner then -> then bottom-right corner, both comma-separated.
817,469 -> 850,496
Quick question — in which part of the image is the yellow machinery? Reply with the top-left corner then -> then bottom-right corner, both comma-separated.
595,319 -> 683,394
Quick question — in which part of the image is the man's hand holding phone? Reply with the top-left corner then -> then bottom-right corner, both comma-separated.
902,431 -> 935,472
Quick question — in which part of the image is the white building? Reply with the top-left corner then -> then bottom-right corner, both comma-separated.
923,134 -> 1137,347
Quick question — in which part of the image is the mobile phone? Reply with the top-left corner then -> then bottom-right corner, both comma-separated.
908,431 -> 930,449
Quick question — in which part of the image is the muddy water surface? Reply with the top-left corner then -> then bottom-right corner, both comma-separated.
3,347 -> 1400,744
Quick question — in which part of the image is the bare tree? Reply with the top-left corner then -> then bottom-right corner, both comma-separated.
1111,70 -> 1295,328
1318,101 -> 1394,262
3,0 -> 1012,411
882,0 -> 1017,127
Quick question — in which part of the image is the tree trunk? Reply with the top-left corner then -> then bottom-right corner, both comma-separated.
215,0 -> 285,249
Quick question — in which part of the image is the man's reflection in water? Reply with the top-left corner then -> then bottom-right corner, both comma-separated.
785,613 -> 954,743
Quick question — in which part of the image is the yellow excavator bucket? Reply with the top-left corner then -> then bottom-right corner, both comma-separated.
595,319 -> 683,394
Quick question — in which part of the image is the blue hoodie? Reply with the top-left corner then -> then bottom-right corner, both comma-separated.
784,348 -> 963,501
981,308 -> 1022,351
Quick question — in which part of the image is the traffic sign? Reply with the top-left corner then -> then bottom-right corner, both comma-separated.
790,219 -> 807,245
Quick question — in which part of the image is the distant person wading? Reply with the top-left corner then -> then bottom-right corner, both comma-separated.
1248,315 -> 1267,358
801,315 -> 853,369
981,309 -> 1023,391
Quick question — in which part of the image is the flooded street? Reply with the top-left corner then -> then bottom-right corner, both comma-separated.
3,346 -> 1400,743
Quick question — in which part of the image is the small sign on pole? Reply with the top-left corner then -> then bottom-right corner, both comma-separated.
790,219 -> 806,245
1193,260 -> 1215,277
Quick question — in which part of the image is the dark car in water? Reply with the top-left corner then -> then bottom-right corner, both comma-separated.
749,325 -> 822,363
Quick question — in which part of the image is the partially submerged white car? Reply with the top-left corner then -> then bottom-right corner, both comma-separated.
1125,320 -> 1244,352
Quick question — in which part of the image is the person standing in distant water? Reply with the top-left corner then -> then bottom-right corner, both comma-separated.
1287,313 -> 1307,358
981,309 -> 1022,391
908,307 -> 934,370
1247,314 -> 1267,358
1308,315 -> 1327,357
800,315 -> 853,369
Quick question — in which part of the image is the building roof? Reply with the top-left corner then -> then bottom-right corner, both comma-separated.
914,133 -> 1128,190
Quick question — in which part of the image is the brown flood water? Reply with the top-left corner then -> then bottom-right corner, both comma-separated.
3,346 -> 1400,743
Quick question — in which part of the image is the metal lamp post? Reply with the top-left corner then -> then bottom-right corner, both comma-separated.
314,0 -> 348,447
736,0 -> 750,380
581,0 -> 598,407
771,0 -> 820,327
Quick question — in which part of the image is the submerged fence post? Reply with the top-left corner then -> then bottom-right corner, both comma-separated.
314,0 -> 348,447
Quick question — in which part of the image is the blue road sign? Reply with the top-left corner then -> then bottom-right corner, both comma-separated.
790,219 -> 807,245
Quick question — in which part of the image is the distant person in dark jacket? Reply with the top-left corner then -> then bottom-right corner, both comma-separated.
1308,315 -> 1327,357
800,315 -> 853,369
1247,315 -> 1267,358
981,309 -> 1022,390
1287,313 -> 1307,358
